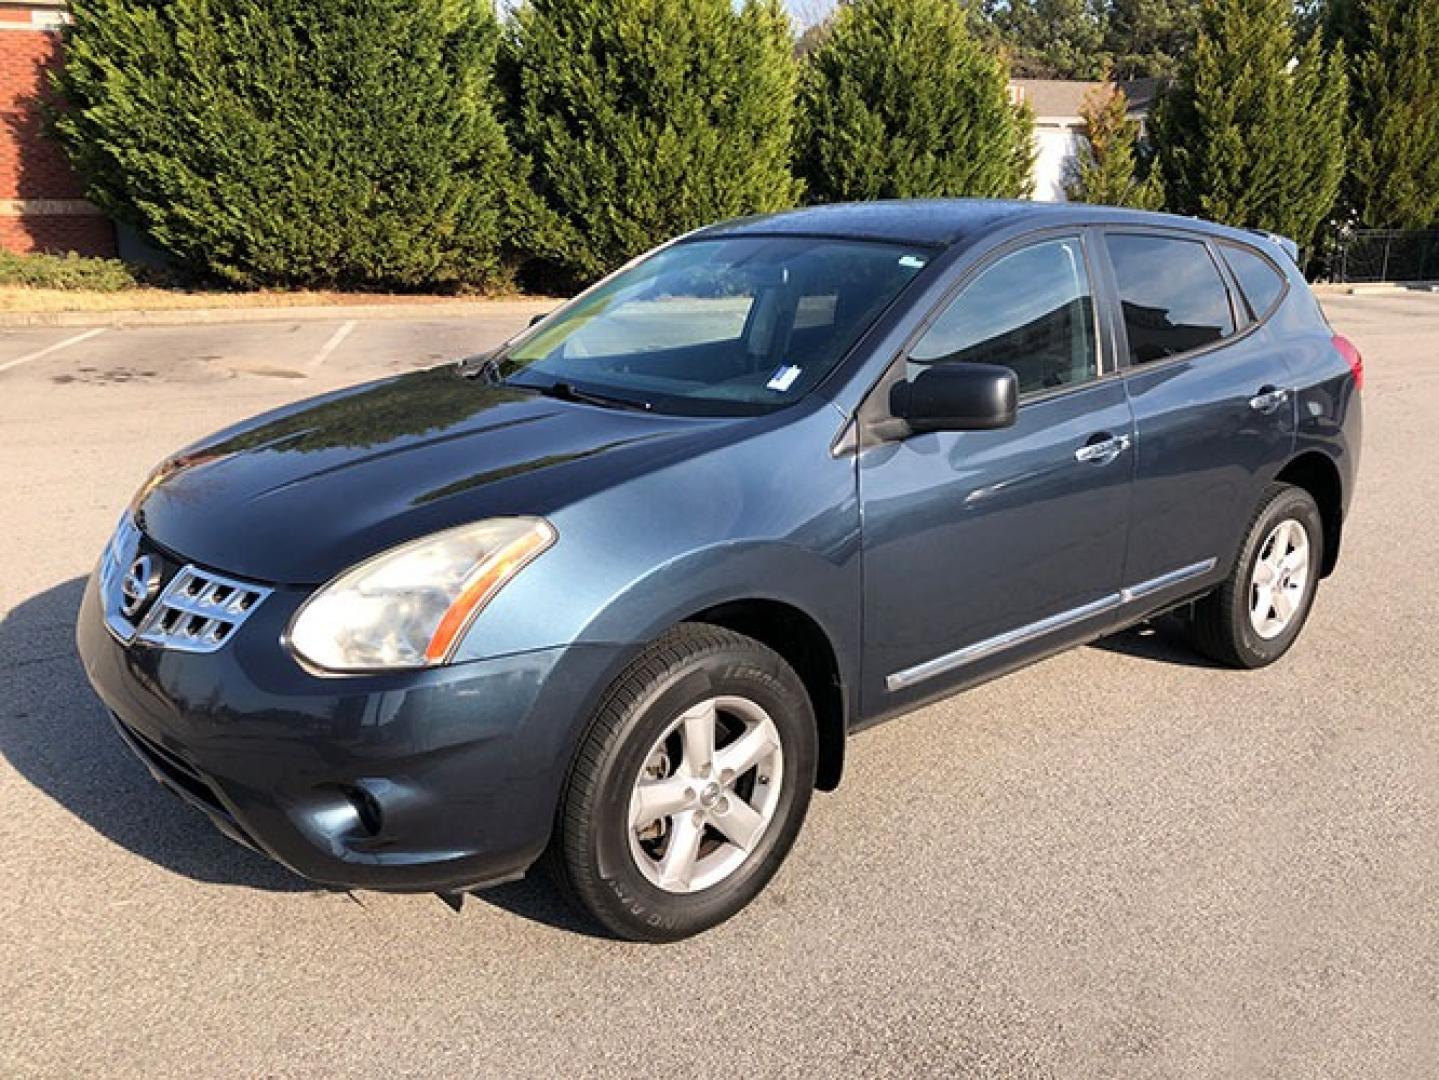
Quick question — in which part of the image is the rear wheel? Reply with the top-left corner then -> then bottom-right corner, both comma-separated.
548,624 -> 817,941
1192,484 -> 1324,668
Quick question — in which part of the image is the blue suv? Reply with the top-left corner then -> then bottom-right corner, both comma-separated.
77,200 -> 1363,940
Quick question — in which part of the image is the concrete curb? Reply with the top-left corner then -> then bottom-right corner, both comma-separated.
1312,282 -> 1439,296
0,297 -> 558,329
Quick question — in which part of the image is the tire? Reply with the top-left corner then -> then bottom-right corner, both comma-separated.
1192,483 -> 1325,669
547,623 -> 818,942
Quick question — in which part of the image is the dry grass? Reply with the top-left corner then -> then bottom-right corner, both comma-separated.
0,286 -> 548,314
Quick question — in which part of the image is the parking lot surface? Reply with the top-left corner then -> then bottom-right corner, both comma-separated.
1,293 -> 1436,1077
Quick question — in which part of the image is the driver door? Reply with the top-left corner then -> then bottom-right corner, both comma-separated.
859,232 -> 1135,716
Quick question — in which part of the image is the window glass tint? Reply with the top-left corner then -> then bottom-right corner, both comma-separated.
1222,243 -> 1286,320
1106,234 -> 1236,364
909,237 -> 1098,395
558,289 -> 752,357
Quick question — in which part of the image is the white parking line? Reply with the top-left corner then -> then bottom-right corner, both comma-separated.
0,327 -> 109,375
307,320 -> 358,371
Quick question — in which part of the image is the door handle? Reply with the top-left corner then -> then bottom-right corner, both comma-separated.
1249,386 -> 1291,414
1074,433 -> 1132,465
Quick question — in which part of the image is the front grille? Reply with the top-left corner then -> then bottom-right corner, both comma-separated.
133,565 -> 270,652
101,514 -> 271,654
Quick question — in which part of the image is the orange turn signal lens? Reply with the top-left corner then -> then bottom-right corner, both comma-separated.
423,523 -> 554,663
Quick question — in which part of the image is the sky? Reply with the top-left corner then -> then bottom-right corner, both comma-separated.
784,0 -> 837,27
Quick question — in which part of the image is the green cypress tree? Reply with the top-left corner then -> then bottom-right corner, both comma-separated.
52,0 -> 519,291
1063,82 -> 1164,208
504,0 -> 801,286
1150,0 -> 1347,245
1329,0 -> 1439,228
795,0 -> 1033,204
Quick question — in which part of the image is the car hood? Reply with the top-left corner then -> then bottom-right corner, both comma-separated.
134,367 -> 734,584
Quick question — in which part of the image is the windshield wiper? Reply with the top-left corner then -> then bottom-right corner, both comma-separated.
528,380 -> 653,412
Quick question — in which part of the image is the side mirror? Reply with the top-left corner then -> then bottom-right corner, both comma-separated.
890,362 -> 1017,434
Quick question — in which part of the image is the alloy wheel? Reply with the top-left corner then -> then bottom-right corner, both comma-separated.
1249,518 -> 1311,640
627,695 -> 784,894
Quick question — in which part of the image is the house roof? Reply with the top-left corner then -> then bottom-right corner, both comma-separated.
1010,78 -> 1163,121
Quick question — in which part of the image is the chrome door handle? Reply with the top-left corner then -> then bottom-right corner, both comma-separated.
1074,433 -> 1131,465
1249,387 -> 1290,414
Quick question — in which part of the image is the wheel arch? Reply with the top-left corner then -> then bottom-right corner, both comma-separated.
1275,451 -> 1344,577
686,598 -> 847,792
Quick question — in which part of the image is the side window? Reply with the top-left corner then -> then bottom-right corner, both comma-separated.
1221,243 -> 1287,321
908,236 -> 1098,396
1105,234 -> 1236,364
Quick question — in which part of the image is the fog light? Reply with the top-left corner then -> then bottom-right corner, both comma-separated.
343,784 -> 383,836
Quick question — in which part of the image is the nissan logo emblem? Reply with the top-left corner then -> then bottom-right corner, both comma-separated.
120,555 -> 160,618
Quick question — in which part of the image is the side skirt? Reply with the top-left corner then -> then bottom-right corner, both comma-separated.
885,558 -> 1217,693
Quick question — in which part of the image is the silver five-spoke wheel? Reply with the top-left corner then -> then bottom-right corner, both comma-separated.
1249,518 -> 1310,640
628,695 -> 784,894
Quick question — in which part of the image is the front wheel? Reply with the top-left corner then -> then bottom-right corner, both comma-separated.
548,624 -> 817,942
1191,483 -> 1325,668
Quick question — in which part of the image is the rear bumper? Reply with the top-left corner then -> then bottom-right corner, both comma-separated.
76,566 -> 627,893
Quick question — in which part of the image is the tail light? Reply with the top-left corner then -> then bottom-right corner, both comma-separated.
1333,334 -> 1363,390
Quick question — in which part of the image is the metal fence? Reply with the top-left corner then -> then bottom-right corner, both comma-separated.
1333,229 -> 1439,284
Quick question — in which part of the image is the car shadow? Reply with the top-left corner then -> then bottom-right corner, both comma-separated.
466,877 -> 609,938
1091,621 -> 1226,669
0,577 -> 309,892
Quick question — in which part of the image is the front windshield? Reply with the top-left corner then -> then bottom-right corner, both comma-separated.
497,236 -> 932,415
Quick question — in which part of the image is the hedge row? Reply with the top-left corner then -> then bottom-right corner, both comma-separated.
53,0 -> 1035,292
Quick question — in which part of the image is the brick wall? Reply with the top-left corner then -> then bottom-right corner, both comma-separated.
1,4 -> 116,257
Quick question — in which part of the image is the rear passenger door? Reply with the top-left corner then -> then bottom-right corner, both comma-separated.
1099,230 -> 1296,594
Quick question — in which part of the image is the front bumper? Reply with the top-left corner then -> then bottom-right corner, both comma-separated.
76,565 -> 627,893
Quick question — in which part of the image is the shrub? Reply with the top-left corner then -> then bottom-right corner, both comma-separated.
1063,82 -> 1164,208
503,0 -> 801,287
0,250 -> 142,292
794,0 -> 1033,204
52,0 -> 520,292
1150,0 -> 1347,246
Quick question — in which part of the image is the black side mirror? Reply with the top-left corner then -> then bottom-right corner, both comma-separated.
890,362 -> 1018,434
529,311 -> 550,327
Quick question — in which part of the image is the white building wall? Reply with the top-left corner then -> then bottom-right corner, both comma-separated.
1030,125 -> 1086,203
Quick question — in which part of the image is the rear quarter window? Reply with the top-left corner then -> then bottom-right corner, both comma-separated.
1221,243 -> 1288,321
1105,233 -> 1236,365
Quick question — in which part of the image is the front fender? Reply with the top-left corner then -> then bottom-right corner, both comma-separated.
575,539 -> 860,681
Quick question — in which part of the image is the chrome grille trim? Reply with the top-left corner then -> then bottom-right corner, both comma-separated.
100,514 -> 270,653
133,566 -> 272,653
99,513 -> 144,643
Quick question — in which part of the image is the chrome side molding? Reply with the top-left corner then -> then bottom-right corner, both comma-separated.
885,557 -> 1218,693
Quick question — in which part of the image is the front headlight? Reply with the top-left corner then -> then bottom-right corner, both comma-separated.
287,517 -> 555,673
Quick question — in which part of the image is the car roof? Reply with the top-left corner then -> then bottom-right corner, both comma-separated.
691,198 -> 1279,253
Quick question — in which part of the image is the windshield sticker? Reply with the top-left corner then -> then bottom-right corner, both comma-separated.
766,365 -> 802,392
898,255 -> 926,269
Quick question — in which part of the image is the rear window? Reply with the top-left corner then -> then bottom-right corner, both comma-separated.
1105,234 -> 1236,365
1221,243 -> 1287,321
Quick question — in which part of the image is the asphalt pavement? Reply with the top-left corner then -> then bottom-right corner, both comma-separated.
1,292 -> 1435,1077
